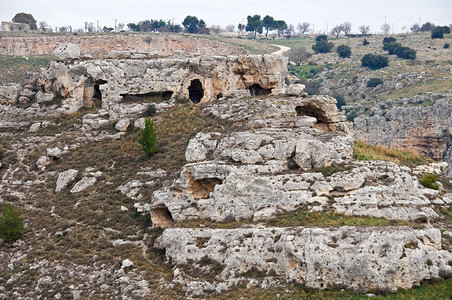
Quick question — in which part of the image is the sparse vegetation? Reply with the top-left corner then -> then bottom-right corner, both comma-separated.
363,38 -> 369,46
353,141 -> 428,166
0,203 -> 25,242
419,174 -> 440,190
312,35 -> 334,53
367,77 -> 383,87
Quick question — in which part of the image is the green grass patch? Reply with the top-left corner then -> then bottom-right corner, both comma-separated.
0,54 -> 53,84
353,140 -> 429,167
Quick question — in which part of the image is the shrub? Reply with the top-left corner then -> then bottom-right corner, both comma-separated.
144,104 -> 156,117
138,118 -> 158,156
315,34 -> 328,42
333,94 -> 346,110
394,46 -> 416,60
363,39 -> 369,46
312,40 -> 334,53
361,54 -> 388,70
444,43 -> 450,49
336,45 -> 351,58
367,78 -> 383,87
419,174 -> 439,190
382,36 -> 397,45
0,204 -> 25,242
383,42 -> 401,54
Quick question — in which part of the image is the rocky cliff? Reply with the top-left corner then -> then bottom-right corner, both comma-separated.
354,93 -> 452,176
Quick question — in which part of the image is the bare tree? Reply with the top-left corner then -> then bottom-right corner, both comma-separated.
59,26 -> 68,32
38,21 -> 49,31
285,24 -> 295,38
381,23 -> 390,35
331,25 -> 344,38
358,25 -> 370,35
68,25 -> 72,32
287,46 -> 311,66
117,23 -> 124,31
342,22 -> 352,35
87,22 -> 95,32
297,22 -> 310,35
410,23 -> 420,33
226,24 -> 235,32
211,24 -> 221,34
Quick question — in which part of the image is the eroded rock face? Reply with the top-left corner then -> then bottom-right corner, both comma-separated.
354,94 -> 452,176
158,227 -> 452,296
53,43 -> 81,60
38,54 -> 289,112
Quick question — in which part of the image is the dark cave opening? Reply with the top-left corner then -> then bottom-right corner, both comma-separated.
188,79 -> 204,103
247,84 -> 271,97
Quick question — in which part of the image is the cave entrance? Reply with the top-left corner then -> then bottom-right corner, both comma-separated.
93,84 -> 102,107
188,79 -> 204,103
248,84 -> 271,97
151,205 -> 174,228
296,104 -> 330,131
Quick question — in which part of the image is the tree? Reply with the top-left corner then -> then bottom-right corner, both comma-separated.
316,35 -> 328,41
127,23 -> 140,32
262,15 -> 275,37
238,23 -> 246,34
287,46 -> 311,65
226,24 -> 235,32
297,22 -> 310,35
211,24 -> 221,34
358,25 -> 370,35
59,26 -> 68,33
342,22 -> 352,35
38,21 -> 49,31
431,26 -> 451,39
103,26 -> 114,32
117,23 -> 124,31
0,204 -> 25,242
285,24 -> 295,38
86,22 -> 95,32
394,46 -> 416,60
336,45 -> 351,58
410,23 -> 420,33
138,119 -> 158,156
383,42 -> 401,54
381,24 -> 390,35
274,20 -> 287,37
246,15 -> 263,38
361,54 -> 388,70
312,38 -> 334,53
183,15 -> 200,33
12,12 -> 37,30
382,36 -> 396,45
331,25 -> 344,38
420,22 -> 435,32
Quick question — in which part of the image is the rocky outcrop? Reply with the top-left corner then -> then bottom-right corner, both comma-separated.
353,93 -> 452,176
38,54 -> 289,112
158,226 -> 452,296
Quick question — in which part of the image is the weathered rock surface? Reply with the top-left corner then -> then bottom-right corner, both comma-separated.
158,227 -> 452,296
38,54 -> 289,111
53,43 -> 81,60
114,118 -> 130,132
354,94 -> 452,176
55,169 -> 79,193
70,176 -> 97,194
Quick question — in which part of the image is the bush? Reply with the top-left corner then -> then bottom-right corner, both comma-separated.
367,78 -> 383,87
394,46 -> 416,60
444,43 -> 450,49
0,204 -> 25,242
382,36 -> 397,45
138,118 -> 158,156
361,54 -> 388,70
315,34 -> 328,42
363,39 -> 369,46
419,174 -> 439,190
336,45 -> 351,58
383,42 -> 401,54
431,26 -> 449,39
144,104 -> 156,117
333,94 -> 346,110
312,40 -> 334,53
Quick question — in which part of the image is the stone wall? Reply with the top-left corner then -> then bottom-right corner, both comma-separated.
0,33 -> 248,58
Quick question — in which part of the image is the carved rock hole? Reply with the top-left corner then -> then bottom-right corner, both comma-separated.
188,79 -> 204,103
247,84 -> 271,96
151,205 -> 174,228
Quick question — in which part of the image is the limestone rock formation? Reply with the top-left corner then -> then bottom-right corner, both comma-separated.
55,169 -> 79,193
53,43 -> 81,60
354,93 -> 452,176
38,54 -> 289,112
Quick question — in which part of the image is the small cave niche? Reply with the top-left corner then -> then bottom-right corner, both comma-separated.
151,205 -> 174,228
247,84 -> 271,97
295,104 -> 327,122
120,91 -> 174,103
188,79 -> 204,103
216,93 -> 223,100
187,172 -> 223,199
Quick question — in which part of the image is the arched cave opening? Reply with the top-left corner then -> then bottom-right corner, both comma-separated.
151,205 -> 174,228
188,79 -> 204,103
295,105 -> 328,123
248,84 -> 271,97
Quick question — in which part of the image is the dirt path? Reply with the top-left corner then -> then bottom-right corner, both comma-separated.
271,44 -> 291,55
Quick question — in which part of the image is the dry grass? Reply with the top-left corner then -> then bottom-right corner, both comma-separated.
353,140 -> 429,167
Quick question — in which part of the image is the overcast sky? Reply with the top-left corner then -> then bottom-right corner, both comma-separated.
1,0 -> 451,34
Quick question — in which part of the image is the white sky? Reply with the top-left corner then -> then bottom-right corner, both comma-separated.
0,0 -> 451,34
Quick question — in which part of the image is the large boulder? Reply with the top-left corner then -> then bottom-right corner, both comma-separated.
54,43 -> 81,60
